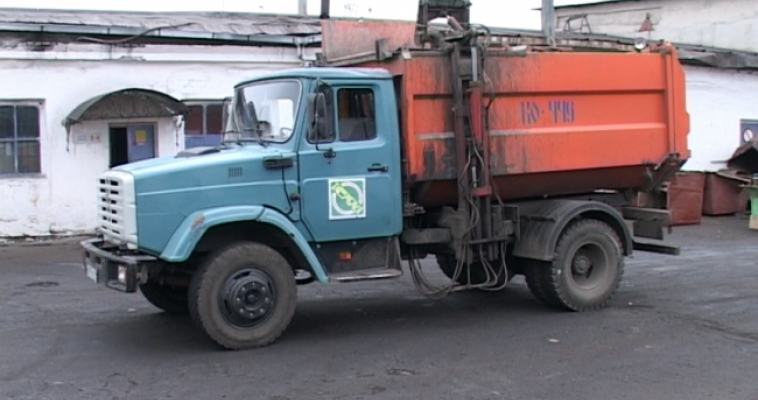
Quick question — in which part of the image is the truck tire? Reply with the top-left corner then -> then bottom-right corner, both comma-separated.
139,279 -> 189,314
189,242 -> 297,350
523,260 -> 555,306
530,219 -> 624,311
436,255 -> 511,287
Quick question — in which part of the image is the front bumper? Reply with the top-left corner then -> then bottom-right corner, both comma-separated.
81,238 -> 157,293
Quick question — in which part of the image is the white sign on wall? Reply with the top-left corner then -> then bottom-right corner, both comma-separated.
73,131 -> 103,145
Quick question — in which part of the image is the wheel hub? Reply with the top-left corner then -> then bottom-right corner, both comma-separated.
221,269 -> 275,328
572,255 -> 592,275
568,243 -> 611,292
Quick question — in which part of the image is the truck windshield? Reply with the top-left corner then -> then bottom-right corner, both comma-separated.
225,80 -> 301,143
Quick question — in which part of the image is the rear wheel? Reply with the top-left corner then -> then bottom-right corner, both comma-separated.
529,219 -> 624,311
189,242 -> 297,350
139,279 -> 189,314
523,259 -> 554,306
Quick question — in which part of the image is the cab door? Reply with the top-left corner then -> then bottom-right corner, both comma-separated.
297,81 -> 402,243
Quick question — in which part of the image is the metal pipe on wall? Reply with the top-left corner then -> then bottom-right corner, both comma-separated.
542,0 -> 556,46
298,0 -> 308,16
321,0 -> 331,19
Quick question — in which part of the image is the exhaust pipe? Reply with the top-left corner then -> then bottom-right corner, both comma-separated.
321,0 -> 330,19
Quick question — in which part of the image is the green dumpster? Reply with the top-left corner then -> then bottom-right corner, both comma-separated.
742,176 -> 758,230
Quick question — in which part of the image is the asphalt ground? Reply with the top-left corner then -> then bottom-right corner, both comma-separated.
1,216 -> 757,400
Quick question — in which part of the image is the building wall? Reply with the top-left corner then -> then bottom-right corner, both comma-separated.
682,66 -> 758,172
0,42 -> 309,237
555,0 -> 758,53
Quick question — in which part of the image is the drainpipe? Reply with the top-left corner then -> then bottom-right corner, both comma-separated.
295,37 -> 319,67
298,0 -> 307,16
542,0 -> 556,47
321,0 -> 330,19
296,41 -> 306,66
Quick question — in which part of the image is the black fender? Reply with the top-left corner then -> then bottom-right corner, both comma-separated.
511,200 -> 633,262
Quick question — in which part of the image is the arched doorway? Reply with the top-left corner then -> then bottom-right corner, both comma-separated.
64,88 -> 188,167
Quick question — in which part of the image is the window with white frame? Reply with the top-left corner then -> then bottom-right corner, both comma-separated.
184,101 -> 227,136
0,102 -> 42,174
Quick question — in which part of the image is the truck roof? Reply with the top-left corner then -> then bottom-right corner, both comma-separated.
235,67 -> 392,87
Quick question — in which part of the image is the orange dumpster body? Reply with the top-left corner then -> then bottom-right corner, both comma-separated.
352,49 -> 690,207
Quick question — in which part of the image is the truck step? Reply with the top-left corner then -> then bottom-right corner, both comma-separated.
332,268 -> 404,283
633,238 -> 681,256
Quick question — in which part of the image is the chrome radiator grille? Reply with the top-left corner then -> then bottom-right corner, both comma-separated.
98,177 -> 124,237
95,170 -> 137,246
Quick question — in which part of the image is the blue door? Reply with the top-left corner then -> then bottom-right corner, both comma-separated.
127,125 -> 156,163
298,83 -> 402,243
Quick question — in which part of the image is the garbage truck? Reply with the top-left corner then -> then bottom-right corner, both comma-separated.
81,6 -> 690,349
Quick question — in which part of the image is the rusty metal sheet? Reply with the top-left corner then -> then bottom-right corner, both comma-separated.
320,19 -> 416,62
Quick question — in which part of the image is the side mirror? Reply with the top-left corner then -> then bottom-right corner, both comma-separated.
307,90 -> 335,147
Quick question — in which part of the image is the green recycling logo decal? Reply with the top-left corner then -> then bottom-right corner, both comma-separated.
329,178 -> 367,220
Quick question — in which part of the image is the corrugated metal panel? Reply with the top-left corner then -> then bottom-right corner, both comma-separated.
0,8 -> 321,36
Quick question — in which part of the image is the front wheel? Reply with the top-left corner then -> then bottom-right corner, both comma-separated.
189,242 -> 297,350
529,219 -> 625,311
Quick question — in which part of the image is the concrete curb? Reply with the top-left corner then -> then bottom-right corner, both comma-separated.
0,235 -> 94,248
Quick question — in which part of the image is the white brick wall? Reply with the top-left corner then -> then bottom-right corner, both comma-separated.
0,43 -> 309,237
682,66 -> 758,172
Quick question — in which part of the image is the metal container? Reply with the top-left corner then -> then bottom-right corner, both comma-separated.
357,50 -> 689,206
702,172 -> 749,216
667,172 -> 705,225
322,20 -> 690,208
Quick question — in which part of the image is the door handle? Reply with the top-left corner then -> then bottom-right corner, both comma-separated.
263,156 -> 294,169
367,164 -> 389,172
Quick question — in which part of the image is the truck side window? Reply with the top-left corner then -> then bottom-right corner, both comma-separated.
337,88 -> 377,142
